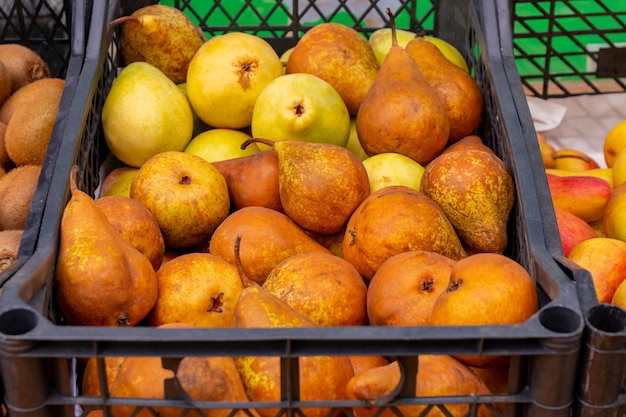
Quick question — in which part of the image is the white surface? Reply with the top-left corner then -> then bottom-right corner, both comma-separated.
527,93 -> 626,168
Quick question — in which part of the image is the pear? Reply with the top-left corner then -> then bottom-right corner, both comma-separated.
55,166 -> 158,326
242,138 -> 370,235
208,206 -> 331,285
110,4 -> 205,84
231,237 -> 354,417
102,62 -> 194,168
286,22 -> 379,115
342,185 -> 467,280
356,10 -> 450,166
420,149 -> 515,254
405,35 -> 484,144
212,149 -> 283,212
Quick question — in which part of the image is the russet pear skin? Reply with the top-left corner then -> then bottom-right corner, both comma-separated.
356,28 -> 450,165
420,149 -> 514,254
405,36 -> 483,144
55,166 -> 158,326
286,22 -> 379,115
546,173 -> 612,223
112,5 -> 205,84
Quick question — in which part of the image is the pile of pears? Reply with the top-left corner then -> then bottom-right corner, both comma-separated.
54,4 -> 527,416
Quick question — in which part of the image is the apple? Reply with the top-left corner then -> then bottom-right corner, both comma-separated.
99,166 -> 139,198
554,207 -> 597,257
545,167 -> 614,189
603,182 -> 626,242
251,73 -> 351,148
184,128 -> 259,163
345,117 -> 368,161
604,119 -> 626,168
612,148 -> 626,189
568,237 -> 626,304
553,148 -> 601,171
368,28 -> 469,72
362,152 -> 425,193
186,32 -> 284,129
130,151 -> 230,249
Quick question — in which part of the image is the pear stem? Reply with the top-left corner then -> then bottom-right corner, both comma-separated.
109,15 -> 142,29
233,234 -> 258,288
241,138 -> 275,150
69,165 -> 79,195
386,8 -> 398,47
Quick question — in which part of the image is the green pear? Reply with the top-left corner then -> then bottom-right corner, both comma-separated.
184,128 -> 259,163
369,28 -> 469,72
102,62 -> 194,168
362,152 -> 425,192
251,73 -> 351,148
186,32 -> 284,129
345,117 -> 368,161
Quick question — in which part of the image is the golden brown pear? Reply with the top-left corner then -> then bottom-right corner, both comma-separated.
366,250 -> 456,326
208,206 -> 331,285
55,166 -> 158,326
95,195 -> 165,271
242,138 -> 370,235
232,239 -> 354,417
212,149 -> 283,212
262,251 -> 368,326
346,355 -> 493,417
104,324 -> 258,417
429,253 -> 539,368
343,186 -> 467,280
286,22 -> 379,115
405,35 -> 484,144
420,149 -> 515,254
355,11 -> 449,165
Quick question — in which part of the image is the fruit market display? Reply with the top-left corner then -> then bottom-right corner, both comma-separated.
538,125 -> 626,307
0,43 -> 63,272
53,4 -> 539,416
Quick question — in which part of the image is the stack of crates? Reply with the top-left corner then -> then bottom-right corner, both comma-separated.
0,1 -> 587,417
509,1 -> 626,416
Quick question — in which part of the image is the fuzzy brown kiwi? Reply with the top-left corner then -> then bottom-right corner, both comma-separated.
0,122 -> 15,172
0,61 -> 11,108
0,78 -> 64,125
0,229 -> 23,272
0,44 -> 50,94
4,79 -> 64,166
0,165 -> 41,230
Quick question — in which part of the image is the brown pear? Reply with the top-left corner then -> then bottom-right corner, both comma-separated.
110,5 -> 205,84
212,149 -> 283,212
356,11 -> 449,165
242,138 -> 370,235
346,355 -> 493,417
343,185 -> 467,280
232,238 -> 354,417
105,324 -> 257,417
420,149 -> 515,254
406,35 -> 484,144
286,22 -> 379,115
262,251 -> 368,326
95,195 -> 165,271
208,206 -> 331,285
55,166 -> 158,326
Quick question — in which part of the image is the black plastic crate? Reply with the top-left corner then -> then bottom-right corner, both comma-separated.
0,0 -> 88,286
507,1 -> 626,416
0,1 -> 584,417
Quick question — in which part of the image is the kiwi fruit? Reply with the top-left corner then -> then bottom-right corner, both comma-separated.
0,44 -> 50,94
0,165 -> 41,230
0,229 -> 23,273
0,122 -> 15,172
0,61 -> 11,108
0,77 -> 64,125
4,79 -> 64,166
